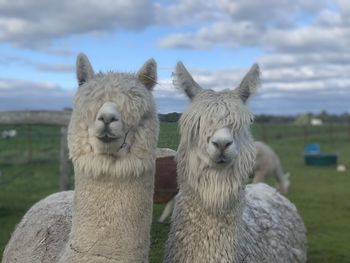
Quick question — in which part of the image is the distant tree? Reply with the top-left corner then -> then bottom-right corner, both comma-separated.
159,112 -> 182,122
294,114 -> 309,125
255,114 -> 294,124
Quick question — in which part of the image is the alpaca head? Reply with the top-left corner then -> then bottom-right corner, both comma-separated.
68,53 -> 158,177
175,62 -> 260,211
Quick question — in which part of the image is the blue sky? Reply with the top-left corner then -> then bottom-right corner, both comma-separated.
0,0 -> 349,115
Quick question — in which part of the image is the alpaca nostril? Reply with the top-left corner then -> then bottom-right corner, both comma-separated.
110,116 -> 119,122
212,140 -> 233,151
225,141 -> 233,148
98,114 -> 119,125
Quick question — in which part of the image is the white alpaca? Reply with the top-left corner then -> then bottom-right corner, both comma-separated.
2,54 -> 159,263
253,141 -> 290,194
163,62 -> 307,262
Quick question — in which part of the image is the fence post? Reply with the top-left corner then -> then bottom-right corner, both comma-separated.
59,127 -> 70,190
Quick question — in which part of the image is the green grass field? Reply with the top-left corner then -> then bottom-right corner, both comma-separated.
1,123 -> 350,262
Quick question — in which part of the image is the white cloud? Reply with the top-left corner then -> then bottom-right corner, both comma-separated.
155,0 -> 217,26
0,0 -> 154,49
156,0 -> 350,114
0,0 -> 349,115
0,55 -> 74,73
0,78 -> 74,110
163,63 -> 350,114
159,21 -> 259,49
157,0 -> 348,55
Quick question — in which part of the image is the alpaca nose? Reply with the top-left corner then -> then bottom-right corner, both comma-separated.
212,139 -> 233,152
97,113 -> 119,125
96,102 -> 120,126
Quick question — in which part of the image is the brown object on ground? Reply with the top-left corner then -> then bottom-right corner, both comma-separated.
154,156 -> 178,203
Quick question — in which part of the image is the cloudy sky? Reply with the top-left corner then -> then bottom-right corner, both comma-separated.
0,0 -> 349,115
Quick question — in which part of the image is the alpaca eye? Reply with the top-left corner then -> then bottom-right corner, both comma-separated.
226,142 -> 233,147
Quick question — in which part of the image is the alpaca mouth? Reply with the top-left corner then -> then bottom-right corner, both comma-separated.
97,134 -> 119,143
96,131 -> 129,150
215,155 -> 231,164
216,159 -> 228,164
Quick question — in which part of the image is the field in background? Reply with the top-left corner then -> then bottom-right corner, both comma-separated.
0,123 -> 350,262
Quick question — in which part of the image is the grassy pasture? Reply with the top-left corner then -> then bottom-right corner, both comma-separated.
0,123 -> 349,262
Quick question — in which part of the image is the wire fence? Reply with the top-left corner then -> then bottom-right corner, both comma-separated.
1,123 -> 349,159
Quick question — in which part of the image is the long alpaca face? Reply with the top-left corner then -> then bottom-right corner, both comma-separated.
68,53 -> 158,164
175,62 -> 260,211
176,62 -> 260,170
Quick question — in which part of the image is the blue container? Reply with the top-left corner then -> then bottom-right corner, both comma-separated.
304,153 -> 337,166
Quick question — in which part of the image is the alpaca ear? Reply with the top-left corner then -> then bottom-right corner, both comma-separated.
236,64 -> 260,103
175,61 -> 202,100
137,58 -> 157,90
76,53 -> 95,86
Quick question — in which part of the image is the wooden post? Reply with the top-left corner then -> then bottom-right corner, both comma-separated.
0,110 -> 73,188
59,127 -> 70,191
27,126 -> 32,162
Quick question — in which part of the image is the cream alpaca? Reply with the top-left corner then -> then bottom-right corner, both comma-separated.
253,141 -> 290,194
163,62 -> 307,262
3,54 -> 159,263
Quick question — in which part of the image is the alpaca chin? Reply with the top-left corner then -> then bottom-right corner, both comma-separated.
90,137 -> 128,157
183,149 -> 244,213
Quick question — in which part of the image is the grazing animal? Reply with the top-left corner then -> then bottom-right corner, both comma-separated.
253,141 -> 290,194
163,62 -> 307,263
2,53 -> 159,263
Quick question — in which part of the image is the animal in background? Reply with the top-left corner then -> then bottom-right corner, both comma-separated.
252,141 -> 290,194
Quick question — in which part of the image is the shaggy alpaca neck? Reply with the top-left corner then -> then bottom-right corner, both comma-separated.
164,183 -> 244,263
164,162 -> 246,263
165,138 -> 254,262
61,167 -> 153,263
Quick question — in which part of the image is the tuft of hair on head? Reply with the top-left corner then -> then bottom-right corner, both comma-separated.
174,61 -> 203,100
136,58 -> 157,90
76,53 -> 95,86
237,63 -> 260,103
